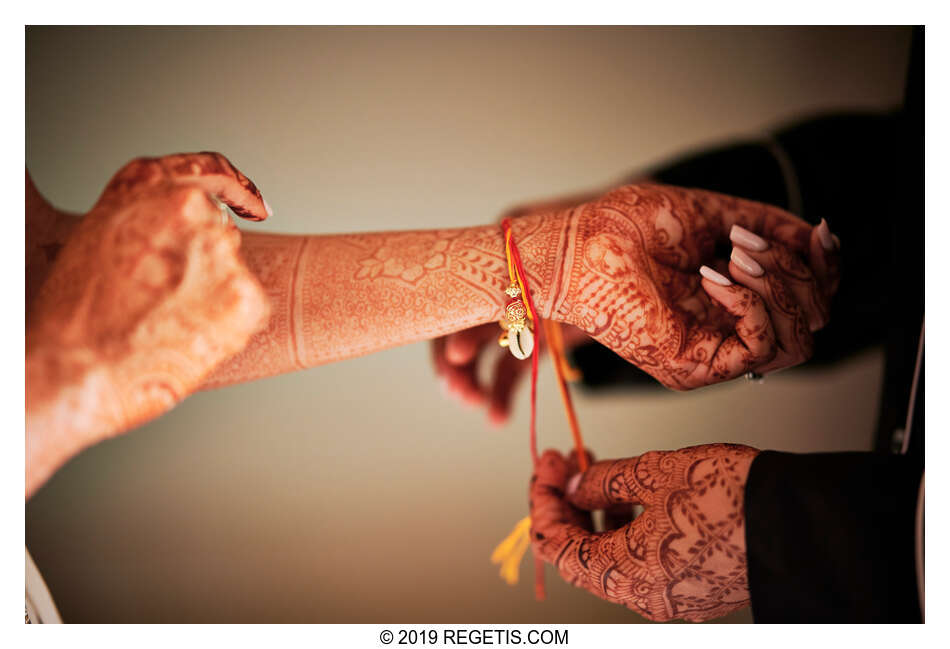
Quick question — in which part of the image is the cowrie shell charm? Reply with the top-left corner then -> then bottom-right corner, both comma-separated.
507,324 -> 535,360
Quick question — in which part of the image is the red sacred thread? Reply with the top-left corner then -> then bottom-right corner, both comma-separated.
501,218 -> 542,466
500,218 -> 589,601
501,218 -> 588,469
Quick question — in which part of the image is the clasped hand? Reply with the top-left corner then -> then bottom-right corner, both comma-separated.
530,444 -> 758,622
434,183 -> 840,418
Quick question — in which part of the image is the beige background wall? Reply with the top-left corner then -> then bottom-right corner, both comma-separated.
26,26 -> 911,623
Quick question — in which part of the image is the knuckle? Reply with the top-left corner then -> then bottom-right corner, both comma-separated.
540,448 -> 562,463
731,286 -> 765,317
103,157 -> 163,197
119,155 -> 158,173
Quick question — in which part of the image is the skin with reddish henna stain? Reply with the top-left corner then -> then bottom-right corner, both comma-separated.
433,183 -> 841,417
213,183 -> 840,390
200,220 -> 556,387
26,153 -> 273,497
25,152 -> 562,496
26,152 -> 838,496
530,445 -> 759,622
547,183 -> 841,389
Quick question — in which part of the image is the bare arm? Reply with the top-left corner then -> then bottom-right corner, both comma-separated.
25,153 -> 567,495
202,217 -> 566,388
26,152 -> 838,497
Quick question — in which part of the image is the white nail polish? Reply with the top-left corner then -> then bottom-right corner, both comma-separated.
730,225 -> 769,252
817,219 -> 835,251
566,473 -> 582,496
699,265 -> 732,286
731,248 -> 765,277
263,198 -> 274,218
211,197 -> 231,225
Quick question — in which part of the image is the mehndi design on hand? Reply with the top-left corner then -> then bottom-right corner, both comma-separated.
529,444 -> 759,622
545,184 -> 838,389
26,153 -> 272,496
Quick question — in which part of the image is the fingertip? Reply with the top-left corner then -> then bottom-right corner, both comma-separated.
445,331 -> 478,365
488,403 -> 509,428
539,448 -> 562,461
450,382 -> 481,409
700,274 -> 741,307
731,247 -> 765,277
729,224 -> 769,252
699,265 -> 732,287
815,218 -> 835,252
567,447 -> 596,471
566,473 -> 582,497
538,449 -> 567,472
725,260 -> 765,295
461,387 -> 485,407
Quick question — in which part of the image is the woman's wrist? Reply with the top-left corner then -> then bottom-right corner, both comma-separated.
26,346 -> 121,497
507,206 -> 579,323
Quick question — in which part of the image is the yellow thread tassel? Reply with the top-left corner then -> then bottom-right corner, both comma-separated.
490,516 -> 532,585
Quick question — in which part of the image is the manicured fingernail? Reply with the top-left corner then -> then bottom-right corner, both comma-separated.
263,198 -> 274,217
731,247 -> 764,277
817,219 -> 835,251
832,233 -> 841,250
210,197 -> 230,225
566,473 -> 582,496
730,225 -> 769,252
699,265 -> 732,286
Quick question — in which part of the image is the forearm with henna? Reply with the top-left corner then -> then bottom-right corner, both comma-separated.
25,153 -> 583,494
209,182 -> 813,389
26,151 -> 825,496
201,213 -> 570,387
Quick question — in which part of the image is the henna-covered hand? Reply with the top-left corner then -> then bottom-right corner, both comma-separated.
433,182 -> 841,409
530,444 -> 759,622
546,184 -> 841,389
26,153 -> 271,497
725,218 -> 840,374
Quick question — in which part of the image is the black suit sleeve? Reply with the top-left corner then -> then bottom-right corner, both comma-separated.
743,450 -> 922,622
